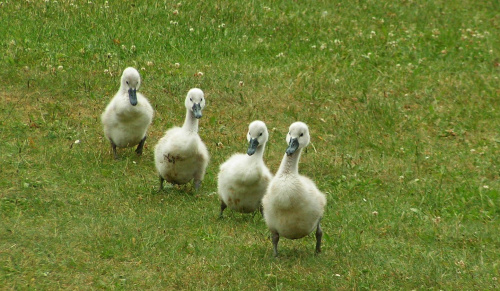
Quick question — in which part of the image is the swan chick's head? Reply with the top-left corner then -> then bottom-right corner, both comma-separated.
185,88 -> 205,119
120,67 -> 141,106
285,122 -> 310,156
247,120 -> 269,156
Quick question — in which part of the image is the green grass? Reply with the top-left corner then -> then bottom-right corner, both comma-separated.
1,0 -> 499,289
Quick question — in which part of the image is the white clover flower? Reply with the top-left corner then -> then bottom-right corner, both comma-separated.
57,65 -> 64,70
174,62 -> 180,68
189,27 -> 194,32
239,81 -> 244,86
147,61 -> 153,66
432,28 -> 440,38
173,9 -> 178,15
131,45 -> 136,51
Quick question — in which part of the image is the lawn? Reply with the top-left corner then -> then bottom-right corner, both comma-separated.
1,0 -> 499,289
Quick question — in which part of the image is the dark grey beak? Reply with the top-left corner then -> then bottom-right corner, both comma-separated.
247,138 -> 259,156
192,103 -> 202,119
128,88 -> 138,106
286,138 -> 299,156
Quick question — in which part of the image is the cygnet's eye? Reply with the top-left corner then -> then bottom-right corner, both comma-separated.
190,98 -> 193,101
259,132 -> 263,136
300,133 -> 304,137
126,81 -> 129,85
201,98 -> 203,102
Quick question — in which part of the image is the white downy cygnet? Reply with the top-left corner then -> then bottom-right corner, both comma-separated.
217,120 -> 273,217
101,67 -> 153,159
154,88 -> 209,190
262,121 -> 327,256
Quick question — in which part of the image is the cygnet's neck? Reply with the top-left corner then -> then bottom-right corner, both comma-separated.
276,149 -> 302,176
250,142 -> 266,161
182,109 -> 199,132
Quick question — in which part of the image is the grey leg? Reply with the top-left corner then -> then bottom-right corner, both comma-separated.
159,175 -> 165,191
272,230 -> 280,257
110,140 -> 118,160
252,204 -> 263,218
315,219 -> 323,254
194,179 -> 201,190
219,200 -> 227,218
136,136 -> 146,155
